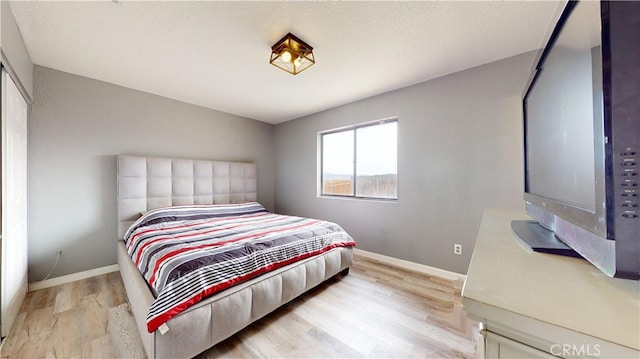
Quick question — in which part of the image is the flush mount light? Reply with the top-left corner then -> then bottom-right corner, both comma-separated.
269,33 -> 315,75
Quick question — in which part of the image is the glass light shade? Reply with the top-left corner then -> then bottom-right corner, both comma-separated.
281,51 -> 292,63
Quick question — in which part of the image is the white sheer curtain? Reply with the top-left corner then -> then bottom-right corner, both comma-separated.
1,67 -> 29,338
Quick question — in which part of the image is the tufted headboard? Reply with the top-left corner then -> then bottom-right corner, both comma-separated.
116,155 -> 257,239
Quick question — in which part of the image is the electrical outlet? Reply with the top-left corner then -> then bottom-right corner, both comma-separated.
454,244 -> 462,255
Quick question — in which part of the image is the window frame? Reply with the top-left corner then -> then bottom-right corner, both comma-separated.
319,117 -> 398,201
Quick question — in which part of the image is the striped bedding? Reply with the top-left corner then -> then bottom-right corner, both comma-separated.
123,202 -> 356,333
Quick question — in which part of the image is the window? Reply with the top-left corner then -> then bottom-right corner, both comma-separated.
321,118 -> 397,199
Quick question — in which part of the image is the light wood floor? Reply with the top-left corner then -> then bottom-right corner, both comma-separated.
1,255 -> 478,358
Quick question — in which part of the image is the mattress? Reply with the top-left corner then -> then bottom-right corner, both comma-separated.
123,201 -> 355,333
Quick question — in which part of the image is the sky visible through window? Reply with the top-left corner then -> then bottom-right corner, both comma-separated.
323,121 -> 397,177
357,122 -> 397,176
322,130 -> 354,177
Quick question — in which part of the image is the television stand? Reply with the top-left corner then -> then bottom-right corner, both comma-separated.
463,209 -> 640,358
510,220 -> 582,258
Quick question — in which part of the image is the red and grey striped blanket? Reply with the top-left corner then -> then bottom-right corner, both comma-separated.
123,202 -> 356,333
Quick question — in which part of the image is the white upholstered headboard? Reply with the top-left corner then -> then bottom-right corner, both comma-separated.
117,155 -> 257,239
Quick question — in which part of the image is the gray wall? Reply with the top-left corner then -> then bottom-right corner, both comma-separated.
274,52 -> 536,274
28,66 -> 275,282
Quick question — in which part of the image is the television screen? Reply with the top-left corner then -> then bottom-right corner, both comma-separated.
525,0 -> 605,236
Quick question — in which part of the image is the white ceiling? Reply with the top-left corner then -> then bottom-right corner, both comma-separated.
9,1 -> 563,124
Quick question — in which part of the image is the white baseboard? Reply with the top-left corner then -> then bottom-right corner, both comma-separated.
28,264 -> 120,292
353,248 -> 466,281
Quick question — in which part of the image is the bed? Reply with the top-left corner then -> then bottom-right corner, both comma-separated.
116,155 -> 354,359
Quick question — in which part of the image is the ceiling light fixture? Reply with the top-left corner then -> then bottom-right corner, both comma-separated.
269,33 -> 315,75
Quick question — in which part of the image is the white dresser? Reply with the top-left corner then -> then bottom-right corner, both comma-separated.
462,208 -> 640,358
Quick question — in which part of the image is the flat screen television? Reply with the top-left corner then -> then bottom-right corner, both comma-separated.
515,0 -> 639,280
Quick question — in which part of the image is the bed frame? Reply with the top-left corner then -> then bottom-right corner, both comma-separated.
116,155 -> 353,359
